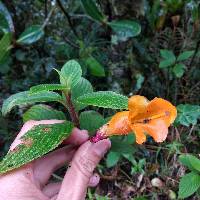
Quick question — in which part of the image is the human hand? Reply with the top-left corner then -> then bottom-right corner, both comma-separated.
0,120 -> 111,200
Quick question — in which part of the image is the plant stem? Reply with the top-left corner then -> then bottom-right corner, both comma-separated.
56,0 -> 79,38
41,4 -> 56,29
63,36 -> 79,49
65,92 -> 80,128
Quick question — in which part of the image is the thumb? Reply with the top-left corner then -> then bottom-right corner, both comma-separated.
57,139 -> 111,200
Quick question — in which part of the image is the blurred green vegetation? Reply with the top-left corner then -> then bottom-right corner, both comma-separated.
0,0 -> 200,199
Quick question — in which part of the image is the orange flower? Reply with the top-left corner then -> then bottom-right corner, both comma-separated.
105,95 -> 177,144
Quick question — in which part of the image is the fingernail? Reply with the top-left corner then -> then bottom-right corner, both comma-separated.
90,174 -> 100,185
93,139 -> 111,157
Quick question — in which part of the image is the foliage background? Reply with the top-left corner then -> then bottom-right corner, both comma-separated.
0,0 -> 200,199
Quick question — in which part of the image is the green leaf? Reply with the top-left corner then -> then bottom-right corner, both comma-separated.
85,56 -> 105,77
23,104 -> 66,122
0,56 -> 10,74
175,104 -> 200,126
177,50 -> 195,62
15,50 -> 26,61
197,188 -> 200,198
111,136 -> 136,154
123,134 -> 136,145
0,33 -> 11,62
0,1 -> 14,33
2,91 -> 63,116
159,59 -> 175,68
80,110 -> 105,133
71,77 -> 93,111
160,49 -> 175,60
173,63 -> 186,78
106,151 -> 121,168
30,84 -> 67,94
178,172 -> 200,199
81,0 -> 106,22
77,91 -> 128,109
159,50 -> 176,68
123,154 -> 137,166
17,25 -> 44,45
0,121 -> 73,174
60,60 -> 82,89
134,73 -> 144,92
108,20 -> 141,41
179,154 -> 200,172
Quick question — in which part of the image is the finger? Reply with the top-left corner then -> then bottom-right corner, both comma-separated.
88,173 -> 100,187
10,120 -> 64,151
62,128 -> 89,145
43,174 -> 99,198
51,195 -> 58,200
33,129 -> 89,186
33,146 -> 76,187
57,139 -> 111,200
43,182 -> 61,198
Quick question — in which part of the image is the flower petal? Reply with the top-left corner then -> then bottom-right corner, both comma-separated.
143,119 -> 168,143
106,111 -> 131,136
128,95 -> 149,119
130,125 -> 146,144
146,98 -> 177,126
